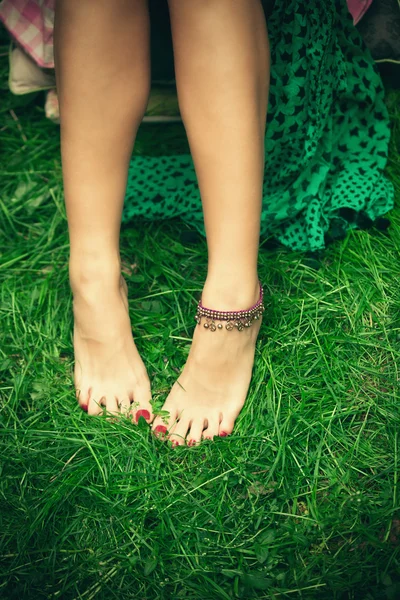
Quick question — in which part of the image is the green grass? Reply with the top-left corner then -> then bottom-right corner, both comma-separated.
1,40 -> 400,599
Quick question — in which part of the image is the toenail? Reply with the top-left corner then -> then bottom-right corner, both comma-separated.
219,431 -> 229,437
204,436 -> 212,441
187,439 -> 196,447
153,425 -> 167,437
81,404 -> 88,413
135,409 -> 150,422
171,440 -> 179,448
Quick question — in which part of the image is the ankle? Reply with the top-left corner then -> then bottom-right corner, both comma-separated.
69,251 -> 121,294
201,273 -> 261,311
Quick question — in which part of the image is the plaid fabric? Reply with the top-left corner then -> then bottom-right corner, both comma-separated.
347,0 -> 374,24
0,0 -> 55,68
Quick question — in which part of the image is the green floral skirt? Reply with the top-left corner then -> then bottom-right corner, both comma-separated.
122,0 -> 394,254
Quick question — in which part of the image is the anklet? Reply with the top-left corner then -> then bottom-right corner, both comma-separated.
195,281 -> 265,332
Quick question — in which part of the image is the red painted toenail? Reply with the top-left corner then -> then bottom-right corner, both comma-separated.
204,436 -> 212,441
188,439 -> 196,447
219,431 -> 229,437
81,404 -> 88,413
171,440 -> 179,448
154,425 -> 167,436
135,409 -> 150,422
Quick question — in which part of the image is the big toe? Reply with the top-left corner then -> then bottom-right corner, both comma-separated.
133,406 -> 154,424
129,379 -> 154,424
152,405 -> 178,440
76,386 -> 90,413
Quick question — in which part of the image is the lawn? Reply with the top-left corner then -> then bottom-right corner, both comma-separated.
1,34 -> 400,600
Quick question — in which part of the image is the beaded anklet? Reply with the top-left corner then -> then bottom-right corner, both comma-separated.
195,281 -> 265,332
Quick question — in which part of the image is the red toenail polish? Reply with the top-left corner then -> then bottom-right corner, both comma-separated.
219,431 -> 228,437
81,404 -> 88,413
154,425 -> 167,436
171,440 -> 179,448
188,439 -> 196,447
135,409 -> 150,422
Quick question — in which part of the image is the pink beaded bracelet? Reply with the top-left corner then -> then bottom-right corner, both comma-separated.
195,281 -> 265,332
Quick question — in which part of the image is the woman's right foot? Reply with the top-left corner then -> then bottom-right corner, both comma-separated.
71,258 -> 153,421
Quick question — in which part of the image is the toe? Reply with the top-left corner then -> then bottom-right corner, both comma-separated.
218,414 -> 235,438
129,379 -> 154,424
76,387 -> 90,412
202,416 -> 220,441
131,396 -> 154,424
118,396 -> 132,417
105,395 -> 120,417
152,406 -> 178,439
169,418 -> 191,446
134,407 -> 153,424
130,374 -> 152,408
187,417 -> 206,447
87,394 -> 104,416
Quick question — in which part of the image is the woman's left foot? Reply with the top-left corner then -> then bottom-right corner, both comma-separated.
152,280 -> 262,445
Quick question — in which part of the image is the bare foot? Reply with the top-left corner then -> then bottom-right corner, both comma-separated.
71,260 -> 153,421
152,279 -> 262,445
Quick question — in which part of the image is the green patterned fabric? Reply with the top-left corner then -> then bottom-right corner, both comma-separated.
123,0 -> 394,253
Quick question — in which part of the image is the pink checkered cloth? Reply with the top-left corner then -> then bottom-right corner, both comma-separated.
0,0 -> 55,68
346,0 -> 374,24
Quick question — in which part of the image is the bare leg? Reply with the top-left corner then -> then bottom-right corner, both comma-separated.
54,0 -> 154,420
152,0 -> 270,444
